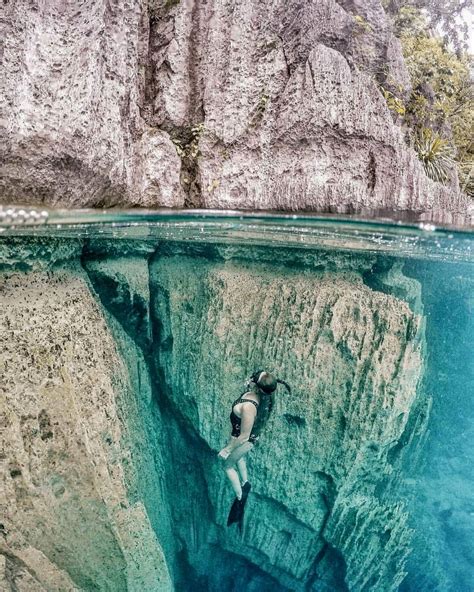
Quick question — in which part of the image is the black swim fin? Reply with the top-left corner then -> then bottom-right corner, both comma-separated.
227,497 -> 243,526
237,482 -> 251,532
227,482 -> 252,530
241,481 -> 251,501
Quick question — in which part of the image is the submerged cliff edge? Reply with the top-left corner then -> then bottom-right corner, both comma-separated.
0,236 -> 433,591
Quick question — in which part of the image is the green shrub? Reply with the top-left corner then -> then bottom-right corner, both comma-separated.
414,128 -> 455,183
384,6 -> 473,193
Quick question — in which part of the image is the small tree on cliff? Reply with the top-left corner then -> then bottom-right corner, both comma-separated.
384,0 -> 471,51
382,3 -> 473,195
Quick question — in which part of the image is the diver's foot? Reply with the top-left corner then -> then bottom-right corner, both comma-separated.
241,481 -> 251,504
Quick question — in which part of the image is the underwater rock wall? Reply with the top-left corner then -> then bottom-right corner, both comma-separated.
150,247 -> 426,591
0,265 -> 173,591
0,239 -> 430,591
82,243 -> 182,580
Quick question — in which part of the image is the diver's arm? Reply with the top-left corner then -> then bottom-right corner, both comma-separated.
218,406 -> 257,458
224,406 -> 257,453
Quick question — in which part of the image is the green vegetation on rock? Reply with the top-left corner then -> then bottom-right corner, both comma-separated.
383,5 -> 473,195
384,0 -> 471,51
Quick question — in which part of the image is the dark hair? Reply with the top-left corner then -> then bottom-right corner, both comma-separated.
250,370 -> 291,395
254,371 -> 277,393
248,370 -> 291,437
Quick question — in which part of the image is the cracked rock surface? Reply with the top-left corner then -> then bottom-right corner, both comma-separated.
0,269 -> 172,591
1,0 -> 467,215
1,0 -> 184,208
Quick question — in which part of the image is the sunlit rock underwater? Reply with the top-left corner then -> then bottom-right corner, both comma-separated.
0,210 -> 472,592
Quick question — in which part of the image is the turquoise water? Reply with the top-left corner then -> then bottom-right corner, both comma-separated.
1,209 -> 472,591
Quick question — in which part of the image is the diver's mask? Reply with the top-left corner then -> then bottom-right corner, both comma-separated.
247,370 -> 292,395
248,370 -> 277,394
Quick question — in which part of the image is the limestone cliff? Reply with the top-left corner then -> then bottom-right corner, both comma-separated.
1,0 -> 467,215
0,265 -> 173,591
149,247 -> 426,591
0,235 -> 431,591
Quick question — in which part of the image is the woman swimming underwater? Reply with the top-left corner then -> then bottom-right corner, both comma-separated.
218,370 -> 291,527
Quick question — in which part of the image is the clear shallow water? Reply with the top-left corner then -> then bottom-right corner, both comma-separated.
1,209 -> 473,592
0,208 -> 472,261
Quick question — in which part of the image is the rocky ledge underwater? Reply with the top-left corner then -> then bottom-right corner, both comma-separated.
0,214 -> 472,592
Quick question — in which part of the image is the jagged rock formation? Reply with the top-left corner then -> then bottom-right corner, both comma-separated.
0,268 -> 173,591
149,247 -> 426,591
1,0 -> 184,208
1,0 -> 467,215
2,234 -> 457,592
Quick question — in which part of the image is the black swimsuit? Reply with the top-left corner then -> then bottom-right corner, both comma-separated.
230,396 -> 259,444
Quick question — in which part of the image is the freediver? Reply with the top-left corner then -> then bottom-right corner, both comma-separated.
218,370 -> 291,529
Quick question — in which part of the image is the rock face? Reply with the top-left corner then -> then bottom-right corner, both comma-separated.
1,0 -> 184,208
5,232 -> 470,591
149,247 -> 426,591
0,268 -> 173,591
1,0 -> 467,214
154,0 -> 453,212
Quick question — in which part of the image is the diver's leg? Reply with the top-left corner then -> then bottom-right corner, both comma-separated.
236,456 -> 248,485
224,466 -> 243,499
224,441 -> 253,499
225,441 -> 253,467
